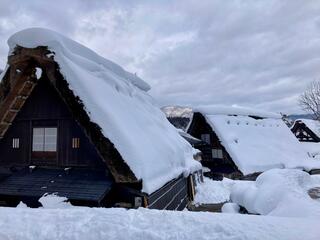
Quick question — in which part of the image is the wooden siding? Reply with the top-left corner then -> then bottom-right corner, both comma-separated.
0,78 -> 105,168
148,175 -> 189,211
187,112 -> 241,177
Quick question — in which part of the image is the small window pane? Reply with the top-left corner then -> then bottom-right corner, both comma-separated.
33,128 -> 44,151
44,128 -> 57,152
212,149 -> 223,159
12,138 -> 20,149
72,138 -> 80,149
201,134 -> 210,144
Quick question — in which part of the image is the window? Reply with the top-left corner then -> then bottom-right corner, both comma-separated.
32,127 -> 57,152
12,138 -> 20,149
212,149 -> 223,159
201,134 -> 211,144
72,138 -> 80,149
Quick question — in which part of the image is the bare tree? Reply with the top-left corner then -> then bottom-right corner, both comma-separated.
299,81 -> 320,120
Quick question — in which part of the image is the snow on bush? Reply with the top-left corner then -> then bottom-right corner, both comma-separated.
230,169 -> 320,218
0,207 -> 318,240
194,177 -> 252,204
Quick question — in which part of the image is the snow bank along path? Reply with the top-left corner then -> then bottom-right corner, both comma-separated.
231,169 -> 320,218
0,207 -> 318,240
4,28 -> 201,194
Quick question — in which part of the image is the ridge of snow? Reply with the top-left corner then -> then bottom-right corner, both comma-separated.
194,105 -> 281,119
0,207 -> 318,240
6,28 -> 201,194
8,28 -> 150,91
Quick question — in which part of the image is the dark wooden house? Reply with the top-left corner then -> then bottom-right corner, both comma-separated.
186,107 -> 314,180
291,119 -> 320,143
187,112 -> 241,179
0,28 -> 201,209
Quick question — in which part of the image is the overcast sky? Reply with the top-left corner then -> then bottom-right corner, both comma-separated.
1,0 -> 320,114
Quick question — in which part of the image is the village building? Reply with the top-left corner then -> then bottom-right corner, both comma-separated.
291,119 -> 320,158
185,106 -> 320,179
0,28 -> 201,209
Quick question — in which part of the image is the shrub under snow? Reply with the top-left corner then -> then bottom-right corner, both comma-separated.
230,169 -> 320,218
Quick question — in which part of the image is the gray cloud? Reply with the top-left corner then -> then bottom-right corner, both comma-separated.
1,0 -> 320,114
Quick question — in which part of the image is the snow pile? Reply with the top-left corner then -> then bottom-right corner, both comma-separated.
221,203 -> 240,213
204,114 -> 320,174
194,177 -> 252,204
5,28 -> 201,194
38,193 -> 73,209
230,169 -> 320,218
0,207 -> 315,240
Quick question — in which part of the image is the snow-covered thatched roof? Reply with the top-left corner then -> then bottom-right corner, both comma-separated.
1,28 -> 200,194
192,105 -> 320,175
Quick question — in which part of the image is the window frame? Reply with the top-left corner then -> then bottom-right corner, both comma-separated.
72,137 -> 80,149
212,148 -> 223,159
201,133 -> 211,144
32,127 -> 58,153
12,138 -> 20,149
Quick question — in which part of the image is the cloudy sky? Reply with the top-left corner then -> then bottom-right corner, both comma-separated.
1,0 -> 320,114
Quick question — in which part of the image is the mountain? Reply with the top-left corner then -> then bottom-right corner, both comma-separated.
161,106 -> 193,118
288,114 -> 315,121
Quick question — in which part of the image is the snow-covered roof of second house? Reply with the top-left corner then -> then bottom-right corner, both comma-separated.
5,28 -> 201,194
195,106 -> 320,175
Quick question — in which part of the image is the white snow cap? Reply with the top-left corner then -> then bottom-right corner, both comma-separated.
7,28 -> 201,194
194,105 -> 281,119
195,105 -> 320,175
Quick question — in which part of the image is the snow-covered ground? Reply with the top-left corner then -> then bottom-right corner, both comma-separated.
0,207 -> 318,240
0,170 -> 318,239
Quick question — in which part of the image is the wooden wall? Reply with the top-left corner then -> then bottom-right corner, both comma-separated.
148,175 -> 189,210
0,78 -> 105,169
187,112 -> 240,177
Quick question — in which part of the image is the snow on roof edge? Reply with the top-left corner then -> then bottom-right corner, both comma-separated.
7,27 -> 151,92
194,105 -> 281,119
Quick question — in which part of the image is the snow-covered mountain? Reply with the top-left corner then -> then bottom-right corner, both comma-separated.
161,106 -> 193,118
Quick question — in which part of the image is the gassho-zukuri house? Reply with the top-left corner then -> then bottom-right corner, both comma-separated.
185,105 -> 320,179
0,28 -> 201,209
291,119 -> 320,158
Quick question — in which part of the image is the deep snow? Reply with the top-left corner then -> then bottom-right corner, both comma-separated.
194,177 -> 252,204
230,169 -> 320,218
0,207 -> 318,240
2,28 -> 201,194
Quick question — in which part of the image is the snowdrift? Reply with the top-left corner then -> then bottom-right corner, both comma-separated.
0,207 -> 318,240
230,169 -> 320,218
